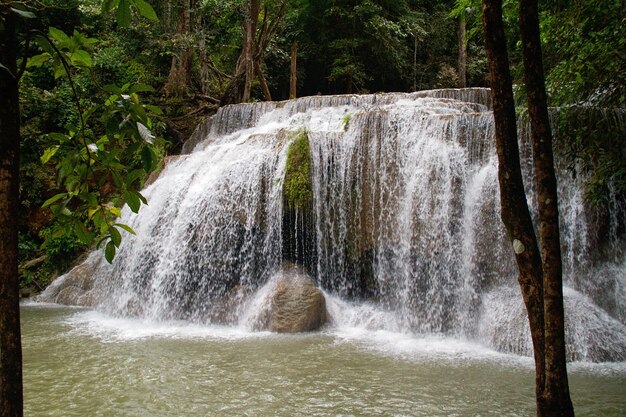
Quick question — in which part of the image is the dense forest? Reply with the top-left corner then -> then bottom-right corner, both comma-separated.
11,0 -> 624,294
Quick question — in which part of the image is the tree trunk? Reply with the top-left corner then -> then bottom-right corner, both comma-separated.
221,0 -> 286,105
458,13 -> 467,88
242,0 -> 260,102
164,0 -> 193,97
289,41 -> 297,99
413,33 -> 418,91
0,9 -> 24,417
256,64 -> 272,101
519,0 -> 574,415
197,9 -> 210,96
481,0 -> 547,413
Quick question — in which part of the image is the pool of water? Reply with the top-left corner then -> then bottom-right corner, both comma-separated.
21,304 -> 626,416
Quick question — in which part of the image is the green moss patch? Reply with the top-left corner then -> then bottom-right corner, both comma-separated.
284,130 -> 312,209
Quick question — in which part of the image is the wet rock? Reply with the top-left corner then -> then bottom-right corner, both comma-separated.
479,286 -> 626,362
254,265 -> 328,333
36,255 -> 101,307
55,287 -> 95,307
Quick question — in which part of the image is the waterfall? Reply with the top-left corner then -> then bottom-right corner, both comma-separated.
39,88 -> 626,362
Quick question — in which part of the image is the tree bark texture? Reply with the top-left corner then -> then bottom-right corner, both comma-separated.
164,0 -> 193,97
481,0 -> 547,413
256,65 -> 272,101
290,41 -> 297,99
242,0 -> 260,102
0,9 -> 24,417
221,0 -> 286,105
519,0 -> 574,415
458,13 -> 467,88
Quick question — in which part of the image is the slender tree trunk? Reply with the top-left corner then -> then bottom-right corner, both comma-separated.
221,0 -> 286,105
289,41 -> 297,99
256,64 -> 272,101
458,13 -> 467,88
481,0 -> 547,413
164,0 -> 193,97
0,9 -> 24,417
242,0 -> 260,102
197,11 -> 210,96
413,34 -> 418,91
519,0 -> 574,415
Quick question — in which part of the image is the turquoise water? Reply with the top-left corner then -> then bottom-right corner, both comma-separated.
22,305 -> 626,416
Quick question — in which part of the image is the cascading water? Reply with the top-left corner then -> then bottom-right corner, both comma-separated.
39,88 -> 626,362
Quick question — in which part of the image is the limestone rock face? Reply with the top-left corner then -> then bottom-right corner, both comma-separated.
36,255 -> 100,307
254,265 -> 328,333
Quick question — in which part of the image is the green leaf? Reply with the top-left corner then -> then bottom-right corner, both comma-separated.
116,0 -> 132,27
135,191 -> 148,205
53,64 -> 66,80
74,223 -> 94,245
123,190 -> 141,213
71,50 -> 93,68
110,226 -> 122,247
128,83 -> 155,93
42,193 -> 66,208
26,53 -> 52,68
105,241 -> 116,263
112,171 -> 123,188
78,192 -> 98,207
140,146 -> 153,171
131,0 -> 158,21
145,105 -> 163,115
126,169 -> 145,187
108,206 -> 122,217
103,85 -> 123,94
82,106 -> 97,124
101,0 -> 120,13
10,7 -> 36,19
40,146 -> 60,164
48,132 -> 69,143
48,27 -> 71,46
115,223 -> 136,235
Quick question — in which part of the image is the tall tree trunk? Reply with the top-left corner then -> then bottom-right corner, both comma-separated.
221,0 -> 286,105
481,0 -> 547,414
164,0 -> 193,97
289,41 -> 297,99
519,0 -> 574,415
458,13 -> 467,88
0,9 -> 24,417
256,63 -> 272,101
198,10 -> 210,96
413,33 -> 418,91
242,0 -> 260,102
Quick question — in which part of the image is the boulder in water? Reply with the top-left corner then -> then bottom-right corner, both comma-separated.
253,265 -> 328,333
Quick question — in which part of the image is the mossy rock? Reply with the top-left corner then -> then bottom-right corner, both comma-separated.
283,130 -> 312,209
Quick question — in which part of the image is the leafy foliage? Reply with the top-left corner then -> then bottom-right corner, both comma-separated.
16,4 -> 165,271
540,0 -> 625,108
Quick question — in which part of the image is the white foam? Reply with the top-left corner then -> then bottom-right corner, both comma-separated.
51,305 -> 626,375
64,310 -> 272,342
